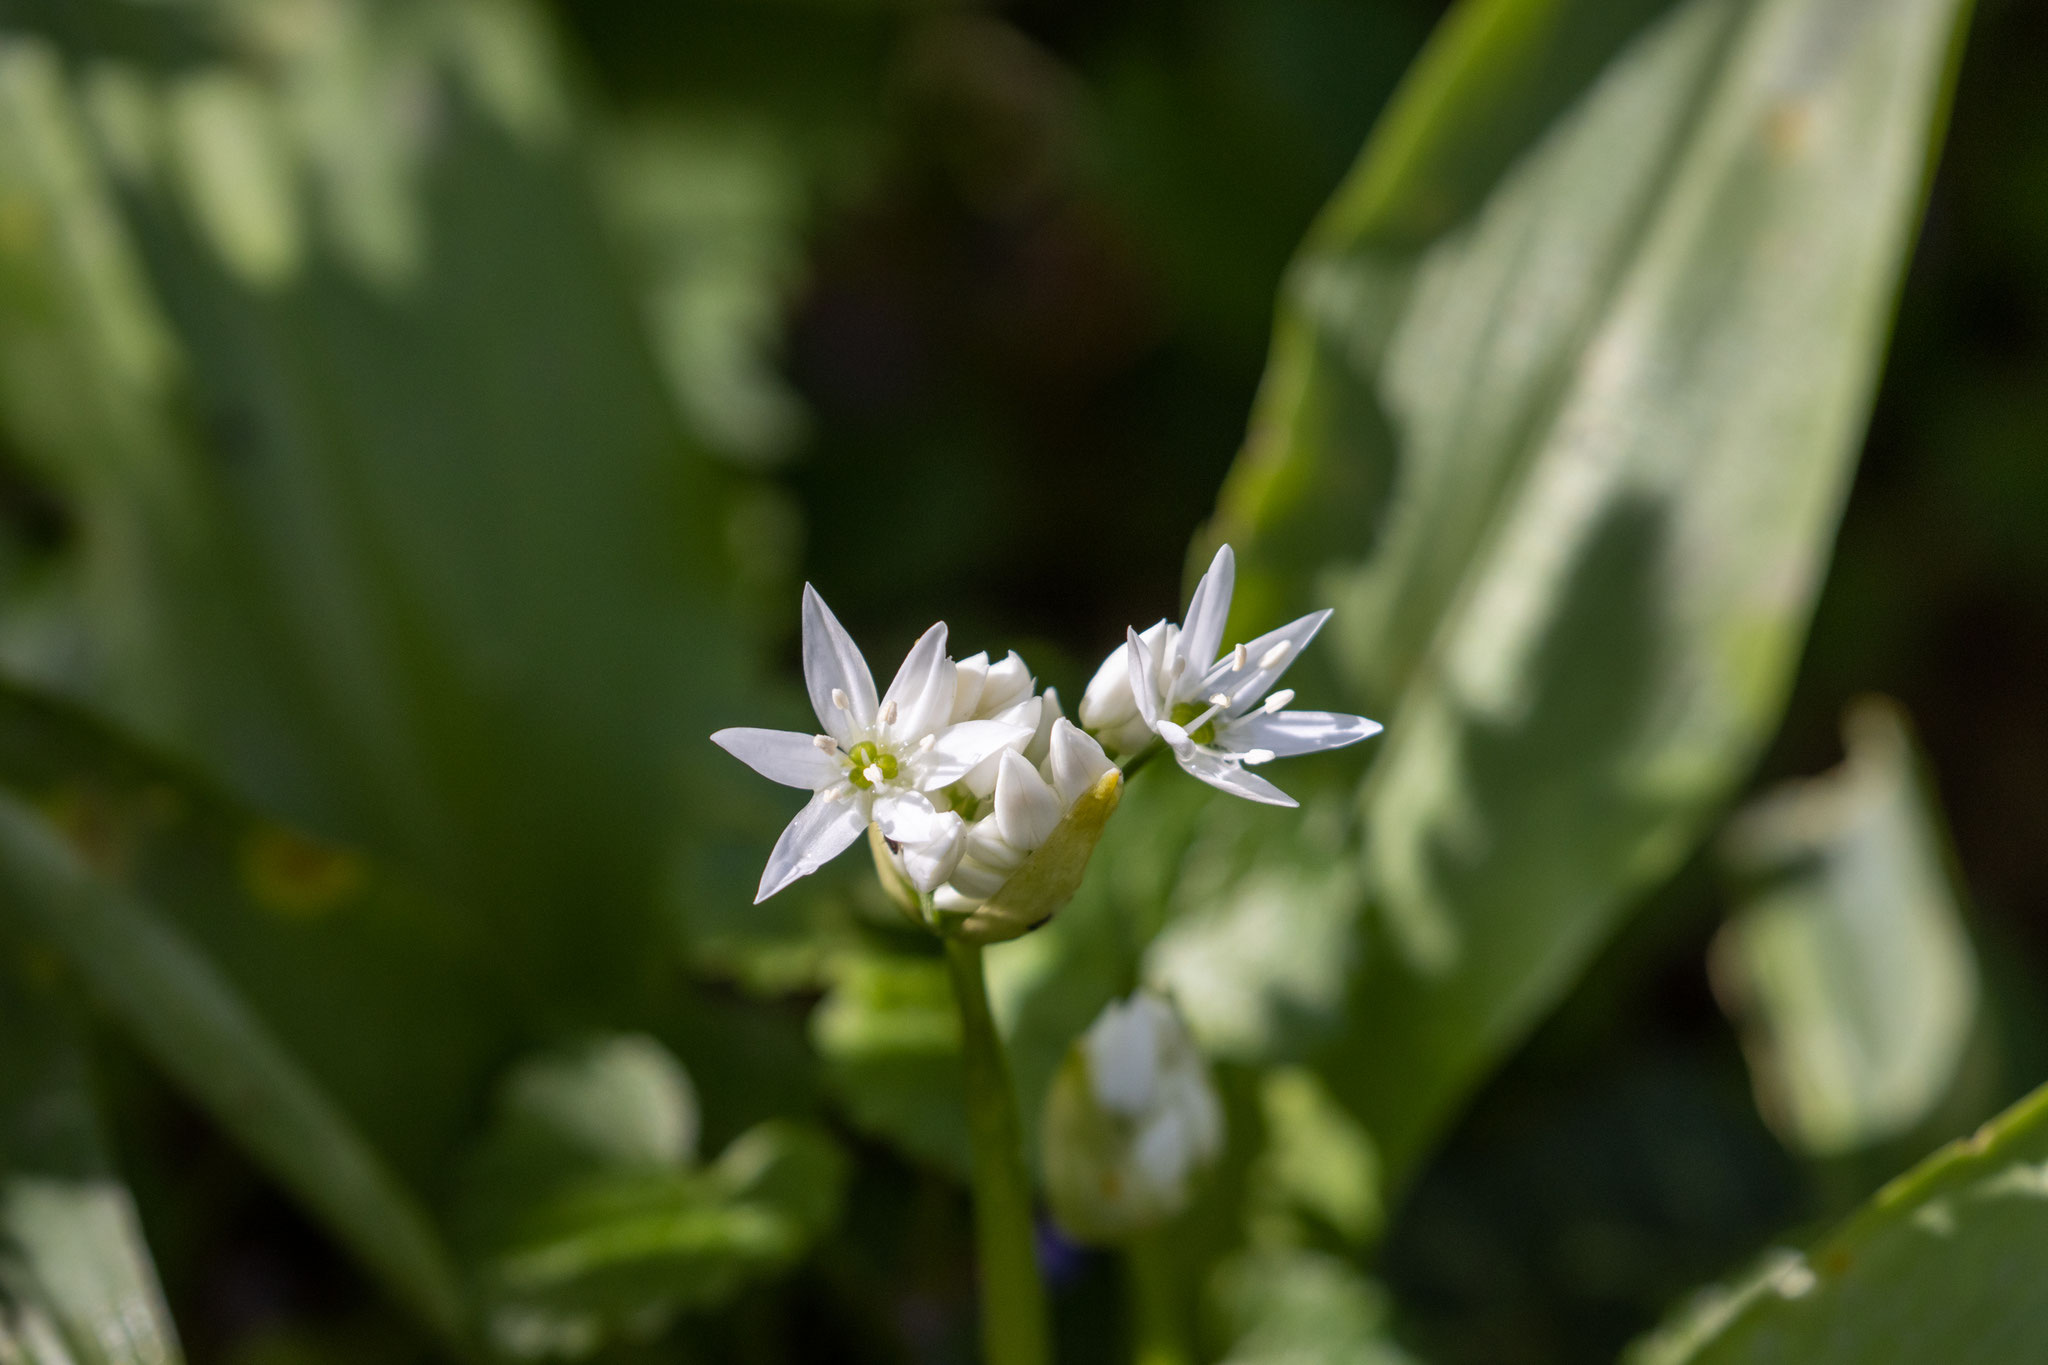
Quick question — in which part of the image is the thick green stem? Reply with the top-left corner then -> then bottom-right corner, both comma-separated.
1128,1230 -> 1191,1365
943,937 -> 1052,1365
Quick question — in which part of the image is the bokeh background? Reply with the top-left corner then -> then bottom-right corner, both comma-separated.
0,0 -> 2041,1362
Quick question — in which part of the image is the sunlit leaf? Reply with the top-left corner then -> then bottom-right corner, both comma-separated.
1628,1080 -> 2048,1364
1711,698 -> 1979,1156
1207,1247 -> 1419,1365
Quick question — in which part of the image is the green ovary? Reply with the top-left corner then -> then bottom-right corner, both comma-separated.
1169,702 -> 1216,746
845,741 -> 899,789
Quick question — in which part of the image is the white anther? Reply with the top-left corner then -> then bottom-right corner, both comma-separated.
1243,748 -> 1276,765
1209,692 -> 1231,708
864,764 -> 885,786
1262,689 -> 1294,715
814,734 -> 839,752
831,688 -> 850,710
1232,643 -> 1248,671
823,785 -> 847,802
1259,642 -> 1291,669
880,700 -> 898,726
919,734 -> 936,752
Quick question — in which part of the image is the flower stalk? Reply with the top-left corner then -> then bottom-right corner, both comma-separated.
943,936 -> 1052,1365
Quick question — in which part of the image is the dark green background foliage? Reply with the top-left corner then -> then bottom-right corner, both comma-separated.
0,0 -> 2043,1362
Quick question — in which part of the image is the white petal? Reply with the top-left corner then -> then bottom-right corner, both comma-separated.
871,790 -> 945,845
1078,641 -> 1137,731
1126,626 -> 1162,730
1202,608 -> 1332,715
1046,718 -> 1116,809
993,749 -> 1061,851
1161,725 -> 1297,807
950,652 -> 991,723
802,585 -> 877,744
979,651 -> 1034,715
1134,1109 -> 1194,1195
1175,544 -> 1235,700
881,622 -> 955,744
1024,686 -> 1061,766
711,727 -> 844,790
934,883 -> 986,912
896,812 -> 967,894
756,787 -> 868,902
962,697 -> 1041,800
964,816 -> 1026,872
910,719 -> 1034,788
1216,709 -> 1382,759
1083,996 -> 1161,1117
946,857 -> 1012,900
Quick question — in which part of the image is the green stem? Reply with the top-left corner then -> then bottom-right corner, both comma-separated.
943,937 -> 1052,1365
1128,1230 -> 1191,1365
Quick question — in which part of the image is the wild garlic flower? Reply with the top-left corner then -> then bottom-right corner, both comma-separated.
1042,990 -> 1223,1242
931,718 -> 1116,913
712,586 -> 1031,903
1080,544 -> 1381,807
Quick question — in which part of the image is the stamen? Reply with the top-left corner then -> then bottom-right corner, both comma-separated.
1209,692 -> 1230,708
1262,689 -> 1294,715
880,700 -> 898,726
864,764 -> 885,786
918,734 -> 936,752
1244,748 -> 1276,765
831,688 -> 850,710
1259,642 -> 1291,670
823,785 -> 847,801
1232,643 -> 1248,671
813,734 -> 838,752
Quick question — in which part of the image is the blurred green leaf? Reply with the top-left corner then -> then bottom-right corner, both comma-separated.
1248,1067 -> 1382,1247
1628,1078 -> 2048,1364
0,793 -> 468,1349
810,948 -> 969,1178
457,1036 -> 844,1360
1207,1247 -> 1419,1365
1215,0 -> 1974,1180
0,952 -> 180,1365
1711,698 -> 1978,1156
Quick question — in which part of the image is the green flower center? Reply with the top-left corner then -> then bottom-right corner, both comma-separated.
845,741 -> 899,790
1169,702 -> 1217,746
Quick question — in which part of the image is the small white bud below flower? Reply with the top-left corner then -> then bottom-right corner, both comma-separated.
831,688 -> 850,710
1231,643 -> 1248,671
1262,689 -> 1294,714
864,764 -> 885,786
880,700 -> 898,726
813,734 -> 838,752
1259,642 -> 1291,669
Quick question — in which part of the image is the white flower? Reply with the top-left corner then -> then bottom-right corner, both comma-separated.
1082,544 -> 1381,806
931,718 -> 1116,913
712,585 -> 1031,902
1042,990 -> 1223,1241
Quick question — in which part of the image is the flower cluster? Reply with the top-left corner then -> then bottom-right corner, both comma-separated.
713,545 -> 1379,918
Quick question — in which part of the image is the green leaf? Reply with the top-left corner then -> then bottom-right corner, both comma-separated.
1207,1247 -> 1419,1365
810,948 -> 970,1178
1711,698 -> 1979,1156
0,952 -> 181,1365
1215,0 -> 1974,1180
0,793 -> 468,1350
1627,1079 -> 2048,1364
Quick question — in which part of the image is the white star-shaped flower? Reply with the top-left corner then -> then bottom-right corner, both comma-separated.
1080,544 -> 1381,806
713,585 -> 1032,902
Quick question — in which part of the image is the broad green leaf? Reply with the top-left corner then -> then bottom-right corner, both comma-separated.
1214,0 -> 1973,1180
810,948 -> 970,1178
1207,1247 -> 1419,1365
1711,699 -> 1978,1155
0,2 -> 749,1007
1627,1079 -> 2048,1364
0,794 -> 467,1350
456,1036 -> 844,1360
0,953 -> 180,1365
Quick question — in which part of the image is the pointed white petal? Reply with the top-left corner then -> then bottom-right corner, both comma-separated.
1173,743 -> 1298,807
1216,709 -> 1382,759
909,719 -> 1034,788
870,790 -> 945,846
881,622 -> 955,744
993,749 -> 1062,851
1079,641 -> 1137,731
1025,686 -> 1062,766
1127,626 -> 1162,730
1083,996 -> 1162,1116
896,811 -> 967,894
946,857 -> 1012,900
1176,544 -> 1235,698
711,727 -> 844,790
979,651 -> 1034,715
962,697 -> 1041,799
1202,608 -> 1332,714
950,652 -> 991,723
1046,718 -> 1116,808
964,816 -> 1027,872
802,585 -> 878,743
934,884 -> 985,912
756,787 -> 869,902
